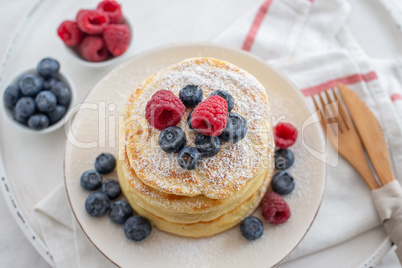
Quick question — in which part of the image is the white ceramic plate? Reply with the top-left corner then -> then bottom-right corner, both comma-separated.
64,44 -> 326,267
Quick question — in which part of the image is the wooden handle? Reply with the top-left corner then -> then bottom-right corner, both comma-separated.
338,84 -> 395,186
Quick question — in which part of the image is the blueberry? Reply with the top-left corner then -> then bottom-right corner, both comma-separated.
158,126 -> 186,153
240,216 -> 264,241
124,215 -> 152,242
18,74 -> 43,97
101,179 -> 121,200
3,85 -> 21,109
37,58 -> 60,78
35,91 -> 57,113
179,85 -> 203,107
14,97 -> 35,118
109,200 -> 133,224
271,171 -> 295,195
211,90 -> 234,112
177,147 -> 201,170
85,192 -> 110,217
274,149 -> 294,170
43,77 -> 58,91
28,114 -> 50,130
51,81 -> 71,107
187,110 -> 195,131
219,113 -> 247,143
80,170 -> 102,191
95,153 -> 116,174
47,105 -> 66,124
195,134 -> 221,157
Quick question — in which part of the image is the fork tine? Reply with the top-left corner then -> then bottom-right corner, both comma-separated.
325,89 -> 347,133
333,88 -> 351,130
318,92 -> 338,136
312,96 -> 327,134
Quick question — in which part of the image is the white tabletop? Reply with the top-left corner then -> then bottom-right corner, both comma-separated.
0,0 -> 401,267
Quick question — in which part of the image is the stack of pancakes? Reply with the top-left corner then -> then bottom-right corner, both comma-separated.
118,58 -> 274,237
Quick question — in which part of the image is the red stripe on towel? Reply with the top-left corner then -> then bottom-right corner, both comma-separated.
301,71 -> 378,97
391,93 -> 402,102
242,0 -> 273,51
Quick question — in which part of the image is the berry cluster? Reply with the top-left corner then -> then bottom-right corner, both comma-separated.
3,58 -> 71,130
240,122 -> 298,241
57,0 -> 130,62
145,86 -> 247,170
271,122 -> 298,196
81,153 -> 152,242
259,123 -> 298,226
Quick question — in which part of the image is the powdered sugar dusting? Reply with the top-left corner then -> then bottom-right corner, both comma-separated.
122,58 -> 274,199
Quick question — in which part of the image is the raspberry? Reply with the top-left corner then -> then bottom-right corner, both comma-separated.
97,0 -> 123,24
274,122 -> 298,149
103,24 -> 130,56
145,90 -> 185,130
191,95 -> 228,137
261,191 -> 291,224
57,20 -> 83,47
78,36 -> 109,62
76,9 -> 110,34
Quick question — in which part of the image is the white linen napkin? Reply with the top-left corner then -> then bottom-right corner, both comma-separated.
35,185 -> 77,267
372,180 -> 402,263
216,0 -> 402,261
35,185 -> 114,268
34,0 -> 402,267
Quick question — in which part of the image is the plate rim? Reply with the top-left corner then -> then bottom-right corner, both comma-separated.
63,42 -> 327,267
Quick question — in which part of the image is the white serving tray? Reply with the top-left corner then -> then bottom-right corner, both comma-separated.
0,0 -> 392,267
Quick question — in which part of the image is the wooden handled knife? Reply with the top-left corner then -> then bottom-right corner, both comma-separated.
337,83 -> 395,186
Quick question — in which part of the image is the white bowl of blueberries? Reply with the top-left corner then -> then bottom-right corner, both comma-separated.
3,58 -> 76,133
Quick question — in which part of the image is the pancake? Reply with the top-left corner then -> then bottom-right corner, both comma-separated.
118,146 -> 272,224
124,168 -> 272,238
118,57 -> 274,237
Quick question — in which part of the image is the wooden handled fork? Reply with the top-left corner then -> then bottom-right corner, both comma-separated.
312,84 -> 395,189
312,87 -> 381,189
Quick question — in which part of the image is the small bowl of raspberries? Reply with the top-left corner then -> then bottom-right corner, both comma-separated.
57,0 -> 132,67
2,58 -> 76,133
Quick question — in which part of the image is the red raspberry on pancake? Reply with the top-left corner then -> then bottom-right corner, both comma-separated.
145,90 -> 185,130
191,95 -> 228,137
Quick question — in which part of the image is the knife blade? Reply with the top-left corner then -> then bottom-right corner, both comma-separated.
337,83 -> 395,186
